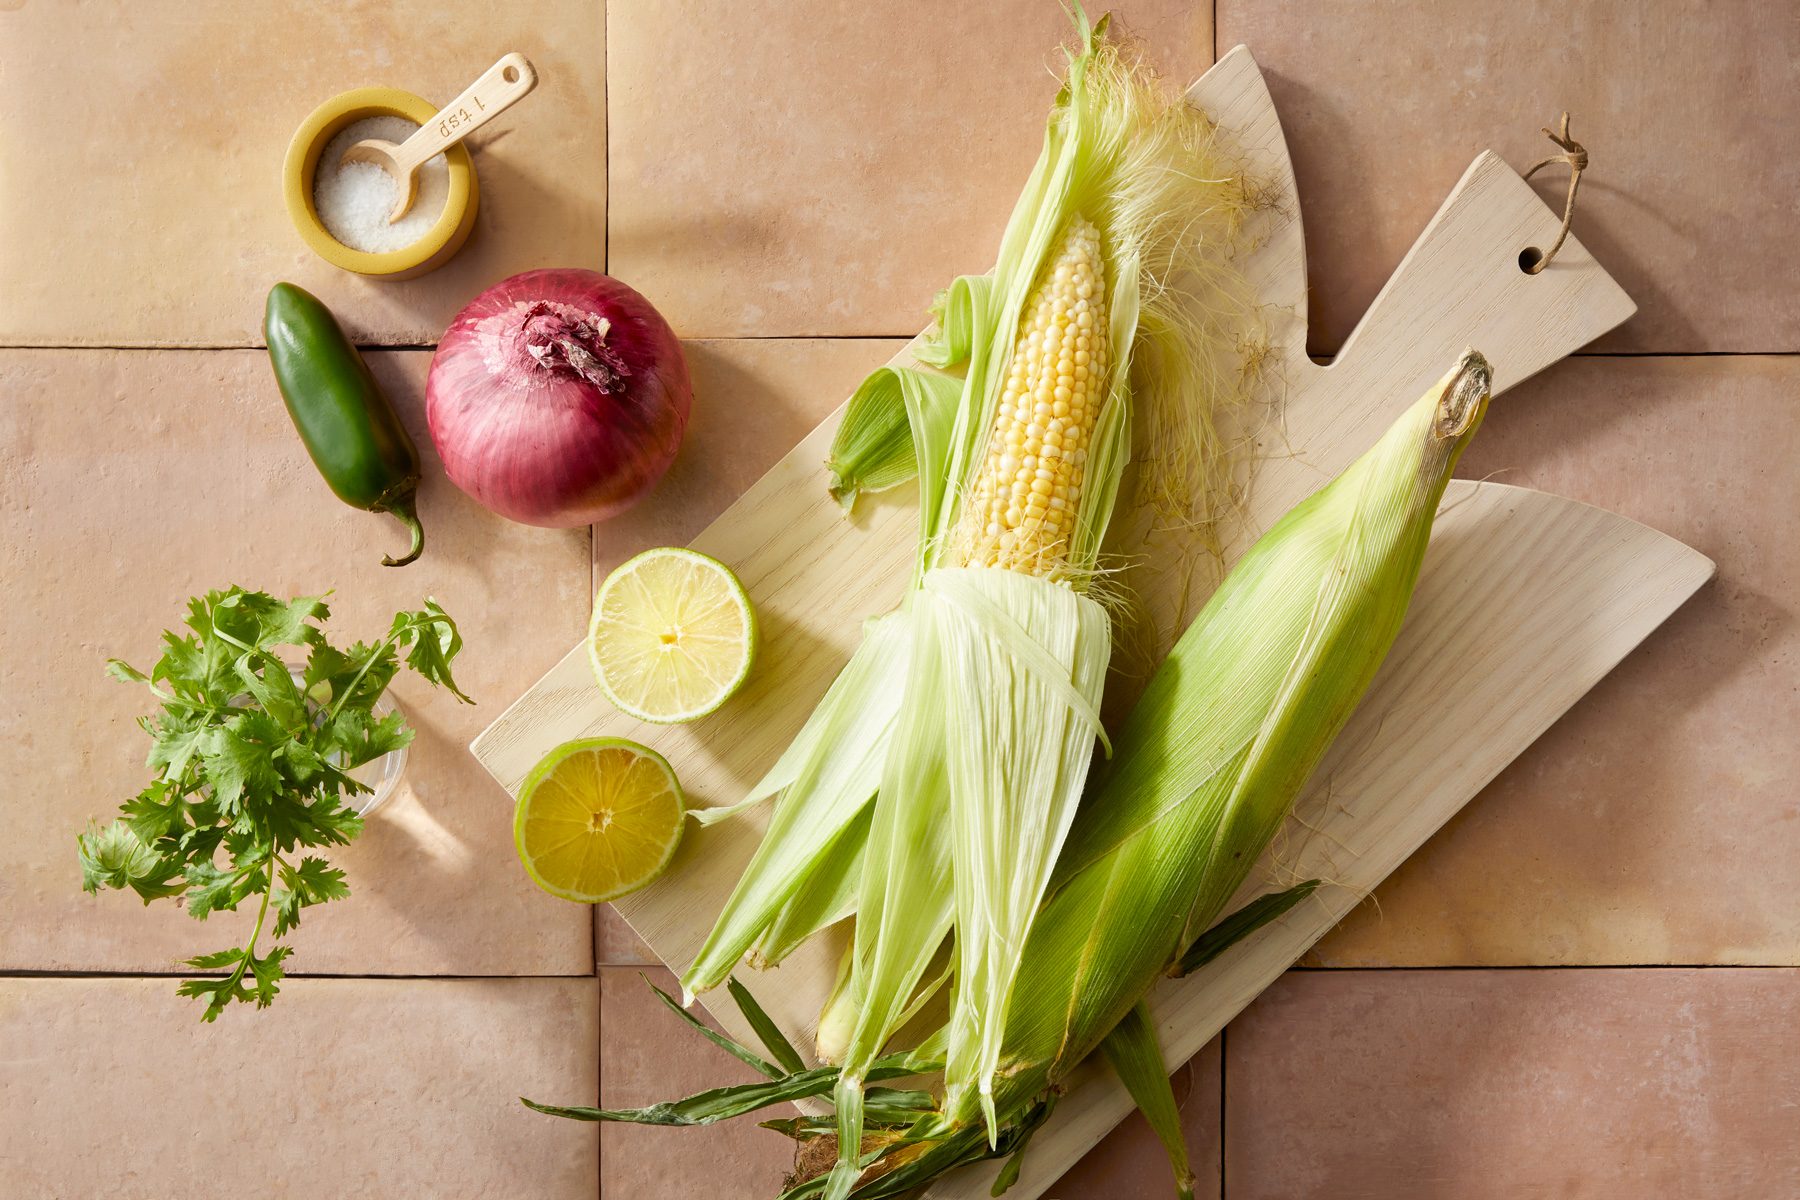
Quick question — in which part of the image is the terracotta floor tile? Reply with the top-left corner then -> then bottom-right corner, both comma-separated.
0,349 -> 592,975
591,336 -> 908,968
601,967 -> 797,1198
1217,0 -> 1800,354
1047,1038 -> 1222,1200
606,1 -> 1213,338
597,908 -> 661,968
0,1 -> 603,347
0,976 -> 598,1198
1314,356 -> 1798,966
1224,968 -> 1800,1199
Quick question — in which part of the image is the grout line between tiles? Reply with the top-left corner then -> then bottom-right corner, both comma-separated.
601,11 -> 615,1200
8,963 -> 1797,981
1213,6 -> 1223,1195
1284,962 -> 1800,972
601,0 -> 611,278
586,364 -> 602,995
1218,1023 -> 1228,1200
604,935 -> 612,1200
0,969 -> 594,981
3,341 -> 1797,356
1562,349 -> 1800,358
597,9 -> 611,1195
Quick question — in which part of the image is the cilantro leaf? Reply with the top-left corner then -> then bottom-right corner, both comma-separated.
146,710 -> 210,781
153,629 -> 218,702
325,639 -> 399,714
286,856 -> 351,904
281,738 -> 329,785
77,821 -> 185,902
328,707 -> 414,771
179,942 -> 294,1020
273,857 -> 350,937
177,957 -> 253,1024
119,781 -> 185,844
300,639 -> 356,703
249,945 -> 293,1008
392,600 -> 472,703
233,653 -> 308,730
183,859 -> 262,920
199,711 -> 286,816
105,658 -> 151,687
300,796 -> 364,848
185,946 -> 248,970
259,787 -> 361,853
257,594 -> 330,648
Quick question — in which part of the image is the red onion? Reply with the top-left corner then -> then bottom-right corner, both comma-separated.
426,268 -> 691,528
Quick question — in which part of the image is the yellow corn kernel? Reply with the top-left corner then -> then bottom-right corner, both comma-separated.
954,216 -> 1109,576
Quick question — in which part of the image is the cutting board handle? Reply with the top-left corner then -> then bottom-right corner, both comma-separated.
1191,46 -> 1635,396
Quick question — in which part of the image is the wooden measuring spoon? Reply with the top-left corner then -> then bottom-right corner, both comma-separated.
341,52 -> 538,223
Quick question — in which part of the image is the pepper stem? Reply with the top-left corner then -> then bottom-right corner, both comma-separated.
382,496 -> 425,567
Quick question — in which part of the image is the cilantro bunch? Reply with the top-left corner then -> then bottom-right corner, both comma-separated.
78,587 -> 471,1021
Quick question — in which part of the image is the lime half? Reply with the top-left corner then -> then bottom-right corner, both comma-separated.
514,737 -> 685,904
589,546 -> 757,724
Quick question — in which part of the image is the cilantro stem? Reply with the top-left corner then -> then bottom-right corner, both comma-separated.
212,626 -> 254,652
246,867 -> 274,951
210,863 -> 276,1011
324,613 -> 444,722
327,643 -> 392,723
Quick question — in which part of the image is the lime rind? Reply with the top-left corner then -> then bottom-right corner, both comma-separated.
513,736 -> 685,904
588,546 -> 759,724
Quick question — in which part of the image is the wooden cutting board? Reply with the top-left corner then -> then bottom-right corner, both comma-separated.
472,46 -> 1714,1198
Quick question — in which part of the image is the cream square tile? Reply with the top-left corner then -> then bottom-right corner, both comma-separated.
1313,356 -> 1798,966
601,967 -> 796,1197
1224,969 -> 1800,1197
1218,0 -> 1800,354
607,1 -> 1213,337
0,348 -> 593,975
0,1 -> 604,347
593,337 -> 910,966
0,976 -> 598,1198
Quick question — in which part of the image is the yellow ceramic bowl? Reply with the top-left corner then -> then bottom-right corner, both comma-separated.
283,86 -> 478,279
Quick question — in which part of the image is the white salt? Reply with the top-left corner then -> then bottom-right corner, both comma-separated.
313,115 -> 451,254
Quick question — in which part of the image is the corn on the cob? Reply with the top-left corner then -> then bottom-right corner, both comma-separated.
951,351 -> 1493,1136
953,216 -> 1110,576
675,10 -> 1256,1194
530,352 -> 1496,1200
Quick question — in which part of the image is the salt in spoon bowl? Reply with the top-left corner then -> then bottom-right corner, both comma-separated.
341,52 -> 537,224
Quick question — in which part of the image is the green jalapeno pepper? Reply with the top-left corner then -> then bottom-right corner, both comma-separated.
264,282 -> 425,566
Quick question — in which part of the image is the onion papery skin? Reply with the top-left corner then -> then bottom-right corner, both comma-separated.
427,268 -> 691,528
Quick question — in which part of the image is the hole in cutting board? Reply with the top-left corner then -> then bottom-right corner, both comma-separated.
1518,246 -> 1545,273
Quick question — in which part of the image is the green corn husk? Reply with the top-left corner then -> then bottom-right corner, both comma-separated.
1101,1003 -> 1197,1200
533,352 -> 1496,1200
948,350 -> 1493,1132
679,7 -> 1256,1181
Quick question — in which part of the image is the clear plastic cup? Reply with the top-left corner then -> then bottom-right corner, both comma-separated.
343,690 -> 409,816
284,664 -> 410,816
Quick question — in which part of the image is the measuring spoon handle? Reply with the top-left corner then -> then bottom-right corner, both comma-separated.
392,52 -> 538,174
